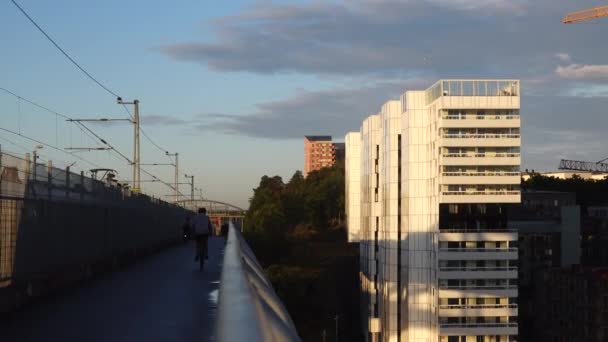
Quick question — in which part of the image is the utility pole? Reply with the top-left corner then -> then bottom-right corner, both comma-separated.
117,98 -> 140,193
185,174 -> 194,201
166,152 -> 179,203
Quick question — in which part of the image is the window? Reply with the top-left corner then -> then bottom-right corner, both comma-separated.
449,204 -> 459,214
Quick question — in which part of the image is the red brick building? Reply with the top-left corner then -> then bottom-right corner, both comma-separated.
304,136 -> 344,177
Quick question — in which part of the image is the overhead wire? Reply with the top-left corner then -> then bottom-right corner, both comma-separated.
10,0 -> 176,159
0,126 -> 102,168
0,89 -> 178,194
8,0 -> 186,194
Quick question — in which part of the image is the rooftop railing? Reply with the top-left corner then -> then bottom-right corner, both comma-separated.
426,80 -> 519,104
216,223 -> 301,342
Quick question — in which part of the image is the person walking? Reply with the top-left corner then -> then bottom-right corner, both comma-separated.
190,208 -> 212,270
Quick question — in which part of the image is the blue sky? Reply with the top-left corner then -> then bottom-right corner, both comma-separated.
2,0 -> 608,208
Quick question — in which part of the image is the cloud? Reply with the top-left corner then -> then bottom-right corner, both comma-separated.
141,115 -> 188,126
522,95 -> 608,170
555,53 -> 571,62
195,78 -> 428,139
157,0 -> 606,79
556,64 -> 608,81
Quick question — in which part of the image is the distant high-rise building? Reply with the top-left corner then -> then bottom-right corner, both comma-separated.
304,136 -> 343,177
346,79 -> 521,342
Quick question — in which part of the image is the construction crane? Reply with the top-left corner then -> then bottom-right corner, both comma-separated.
559,159 -> 608,173
563,5 -> 608,23
558,6 -> 608,172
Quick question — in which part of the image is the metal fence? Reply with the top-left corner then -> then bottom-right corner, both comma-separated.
216,223 -> 301,342
0,150 -> 189,289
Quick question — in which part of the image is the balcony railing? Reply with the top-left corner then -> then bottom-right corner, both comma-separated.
216,223 -> 301,342
440,285 -> 517,290
442,153 -> 520,158
443,115 -> 519,120
439,304 -> 518,310
442,172 -> 520,177
442,191 -> 520,196
439,266 -> 517,272
439,248 -> 517,252
442,134 -> 520,139
439,229 -> 516,233
440,322 -> 518,328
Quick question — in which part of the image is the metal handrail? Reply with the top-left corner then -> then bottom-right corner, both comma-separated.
216,223 -> 301,342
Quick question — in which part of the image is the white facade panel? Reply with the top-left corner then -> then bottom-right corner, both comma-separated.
350,79 -> 520,342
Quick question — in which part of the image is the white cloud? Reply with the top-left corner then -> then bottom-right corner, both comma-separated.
555,53 -> 571,62
556,64 -> 608,80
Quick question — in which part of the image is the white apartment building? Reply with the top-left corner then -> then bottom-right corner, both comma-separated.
346,132 -> 361,242
346,80 -> 521,342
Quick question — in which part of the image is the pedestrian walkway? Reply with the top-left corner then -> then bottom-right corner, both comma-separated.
0,237 -> 225,342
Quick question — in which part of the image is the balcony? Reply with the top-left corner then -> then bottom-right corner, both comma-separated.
439,134 -> 521,148
439,266 -> 518,280
439,287 -> 518,299
440,190 -> 520,203
439,304 -> 518,318
439,248 -> 518,261
441,153 -> 521,166
439,230 -> 518,242
440,115 -> 520,129
441,171 -> 520,185
439,322 -> 518,336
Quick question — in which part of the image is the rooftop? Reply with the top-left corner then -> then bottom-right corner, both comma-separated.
305,135 -> 332,142
426,79 -> 520,104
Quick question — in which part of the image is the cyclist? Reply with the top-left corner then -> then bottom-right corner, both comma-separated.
190,207 -> 212,270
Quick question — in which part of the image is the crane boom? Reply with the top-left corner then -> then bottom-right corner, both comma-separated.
563,5 -> 608,23
559,159 -> 608,172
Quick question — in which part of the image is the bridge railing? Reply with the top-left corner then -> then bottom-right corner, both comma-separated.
216,223 -> 301,342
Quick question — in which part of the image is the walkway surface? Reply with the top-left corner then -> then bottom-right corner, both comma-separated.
0,237 -> 225,342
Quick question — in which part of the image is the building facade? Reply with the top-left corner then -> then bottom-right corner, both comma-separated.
346,132 -> 361,243
533,266 -> 608,342
304,136 -> 344,177
346,80 -> 521,342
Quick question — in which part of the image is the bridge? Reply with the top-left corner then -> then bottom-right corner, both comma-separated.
0,150 -> 299,342
176,199 -> 247,234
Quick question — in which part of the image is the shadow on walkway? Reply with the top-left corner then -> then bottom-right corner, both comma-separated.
0,237 -> 225,342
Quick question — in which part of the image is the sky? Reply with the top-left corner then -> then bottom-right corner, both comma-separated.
1,0 -> 608,208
